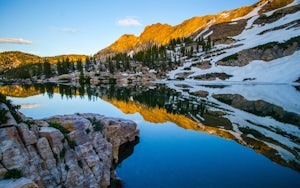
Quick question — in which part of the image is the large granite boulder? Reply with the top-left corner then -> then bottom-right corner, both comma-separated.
39,127 -> 64,156
0,126 -> 28,170
16,123 -> 37,146
46,115 -> 92,132
0,112 -> 139,188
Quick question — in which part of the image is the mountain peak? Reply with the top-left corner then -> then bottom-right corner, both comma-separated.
95,0 -> 295,59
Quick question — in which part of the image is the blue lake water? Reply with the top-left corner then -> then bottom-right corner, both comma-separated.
4,84 -> 300,188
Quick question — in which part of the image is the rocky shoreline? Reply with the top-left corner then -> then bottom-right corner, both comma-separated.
0,104 -> 139,188
1,69 -> 158,88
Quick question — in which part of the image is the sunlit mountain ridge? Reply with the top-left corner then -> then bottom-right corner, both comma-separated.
95,0 -> 293,59
0,51 -> 88,70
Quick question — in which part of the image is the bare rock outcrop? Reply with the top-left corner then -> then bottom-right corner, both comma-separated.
0,105 -> 139,188
217,37 -> 300,67
0,177 -> 38,188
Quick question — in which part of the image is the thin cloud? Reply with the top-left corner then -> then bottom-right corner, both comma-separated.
59,27 -> 78,33
0,38 -> 33,44
20,103 -> 42,109
116,17 -> 142,26
52,27 -> 78,33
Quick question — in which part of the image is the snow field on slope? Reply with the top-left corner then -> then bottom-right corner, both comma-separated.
167,10 -> 300,84
232,1 -> 268,21
210,97 -> 300,163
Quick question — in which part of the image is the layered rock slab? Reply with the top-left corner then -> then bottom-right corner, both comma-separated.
0,110 -> 139,188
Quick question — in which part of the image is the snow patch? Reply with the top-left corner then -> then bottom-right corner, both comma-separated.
245,15 -> 259,29
265,0 -> 300,16
194,27 -> 210,41
232,1 -> 268,21
203,31 -> 213,39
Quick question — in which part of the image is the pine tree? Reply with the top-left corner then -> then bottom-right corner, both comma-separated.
85,76 -> 91,85
57,60 -> 63,75
65,57 -> 70,71
79,71 -> 85,86
190,46 -> 194,57
43,60 -> 52,78
207,36 -> 212,51
76,59 -> 83,73
161,61 -> 167,72
181,46 -> 185,56
108,61 -> 114,74
70,61 -> 75,71
37,63 -> 43,76
124,60 -> 130,71
85,57 -> 91,72
116,60 -> 120,70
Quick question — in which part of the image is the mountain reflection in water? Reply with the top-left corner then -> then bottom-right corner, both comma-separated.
0,83 -> 299,173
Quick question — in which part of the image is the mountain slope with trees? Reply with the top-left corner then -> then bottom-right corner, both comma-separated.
94,0 -> 293,59
1,0 -> 299,88
0,51 -> 88,70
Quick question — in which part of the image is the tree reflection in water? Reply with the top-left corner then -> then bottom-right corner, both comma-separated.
0,83 -> 299,172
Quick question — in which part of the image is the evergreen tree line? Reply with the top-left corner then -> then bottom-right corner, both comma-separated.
105,53 -> 131,74
133,44 -> 169,69
3,57 -> 95,80
3,61 -> 52,79
196,36 -> 214,52
106,44 -> 175,74
105,35 -> 215,74
2,36 -> 215,80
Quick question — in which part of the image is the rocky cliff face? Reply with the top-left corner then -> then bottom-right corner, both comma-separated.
0,105 -> 139,188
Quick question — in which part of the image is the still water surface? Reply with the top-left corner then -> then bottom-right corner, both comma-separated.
3,83 -> 300,188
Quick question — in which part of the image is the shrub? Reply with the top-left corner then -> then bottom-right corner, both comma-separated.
65,165 -> 69,171
68,140 -> 76,149
109,78 -> 116,84
53,153 -> 58,160
220,53 -> 238,62
280,36 -> 300,50
253,37 -> 300,51
88,117 -> 104,132
254,42 -> 279,50
60,147 -> 66,158
0,93 -> 22,123
48,122 -> 70,135
93,121 -> 104,132
0,109 -> 8,124
24,120 -> 35,126
24,120 -> 35,128
78,160 -> 83,168
176,77 -> 185,81
4,169 -> 22,179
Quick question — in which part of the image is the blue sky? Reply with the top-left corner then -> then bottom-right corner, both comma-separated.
0,0 -> 258,56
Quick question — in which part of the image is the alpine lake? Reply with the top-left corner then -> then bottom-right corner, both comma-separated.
1,82 -> 299,188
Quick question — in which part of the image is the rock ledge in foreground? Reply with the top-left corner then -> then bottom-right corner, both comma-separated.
0,109 -> 139,188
